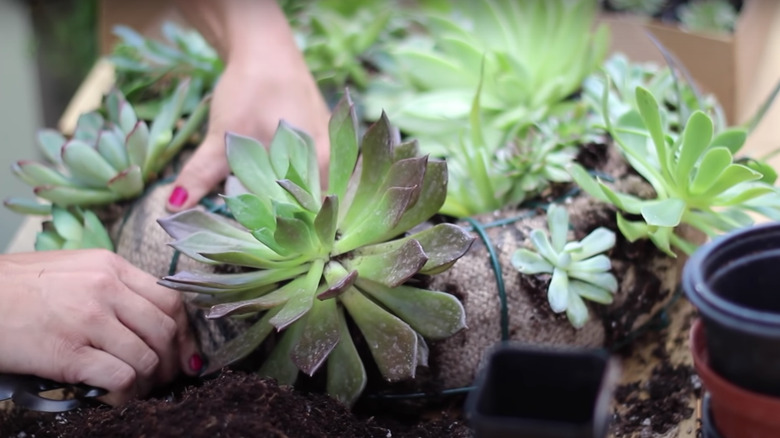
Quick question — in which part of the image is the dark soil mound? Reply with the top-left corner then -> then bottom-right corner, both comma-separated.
0,370 -> 473,438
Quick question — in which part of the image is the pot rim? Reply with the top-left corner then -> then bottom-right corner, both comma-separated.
690,319 -> 780,413
683,223 -> 780,332
465,342 -> 620,435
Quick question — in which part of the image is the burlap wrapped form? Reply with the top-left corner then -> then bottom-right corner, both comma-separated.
106,146 -> 692,392
428,148 -> 693,389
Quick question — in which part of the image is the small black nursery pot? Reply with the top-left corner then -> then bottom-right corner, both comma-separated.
683,222 -> 780,397
465,343 -> 619,438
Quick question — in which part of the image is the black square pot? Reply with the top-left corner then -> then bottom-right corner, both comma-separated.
465,343 -> 619,438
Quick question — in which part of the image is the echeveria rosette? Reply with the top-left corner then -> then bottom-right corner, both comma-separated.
511,204 -> 617,328
35,206 -> 113,252
570,85 -> 780,256
157,92 -> 472,406
5,81 -> 208,214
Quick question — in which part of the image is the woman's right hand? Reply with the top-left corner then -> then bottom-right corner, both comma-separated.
0,249 -> 200,405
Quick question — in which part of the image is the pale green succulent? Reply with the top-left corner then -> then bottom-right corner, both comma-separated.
5,81 -> 208,214
679,0 -> 739,34
158,92 -> 472,406
111,22 -> 223,118
512,204 -> 617,328
570,86 -> 780,256
35,206 -> 113,252
364,0 -> 608,152
583,54 -> 726,137
440,91 -> 590,217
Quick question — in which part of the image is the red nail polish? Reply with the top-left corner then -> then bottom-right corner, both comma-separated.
169,186 -> 188,207
189,353 -> 203,372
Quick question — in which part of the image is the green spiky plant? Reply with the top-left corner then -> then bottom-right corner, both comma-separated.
4,80 -> 208,214
157,92 -> 472,406
110,22 -> 222,119
511,204 -> 617,328
363,0 -> 609,153
34,206 -> 113,251
570,85 -> 780,256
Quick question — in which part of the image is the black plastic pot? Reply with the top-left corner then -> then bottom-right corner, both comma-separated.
465,343 -> 619,438
683,222 -> 780,397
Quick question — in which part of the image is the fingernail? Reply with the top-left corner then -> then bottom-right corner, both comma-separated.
189,353 -> 203,372
168,186 -> 188,207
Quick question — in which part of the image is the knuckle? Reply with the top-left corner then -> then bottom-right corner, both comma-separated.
137,349 -> 161,378
60,345 -> 92,383
161,314 -> 177,342
160,292 -> 184,319
79,298 -> 110,326
110,364 -> 137,393
87,269 -> 120,293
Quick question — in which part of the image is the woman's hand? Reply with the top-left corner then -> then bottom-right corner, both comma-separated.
166,0 -> 331,211
0,250 -> 200,406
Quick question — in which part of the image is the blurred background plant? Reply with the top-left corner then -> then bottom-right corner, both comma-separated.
678,0 -> 739,34
26,0 -> 99,126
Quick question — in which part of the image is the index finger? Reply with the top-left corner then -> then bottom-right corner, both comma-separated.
114,257 -> 201,375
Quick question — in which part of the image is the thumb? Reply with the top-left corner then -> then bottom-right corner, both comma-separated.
166,134 -> 231,212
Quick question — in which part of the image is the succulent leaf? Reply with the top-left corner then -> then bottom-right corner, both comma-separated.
291,297 -> 340,376
342,239 -> 427,288
223,193 -> 275,231
356,278 -> 466,340
34,186 -> 118,206
259,321 -> 304,386
37,129 -> 66,164
106,165 -> 144,197
327,92 -> 359,199
326,306 -> 367,407
340,286 -> 418,381
61,140 -> 118,188
4,198 -> 51,215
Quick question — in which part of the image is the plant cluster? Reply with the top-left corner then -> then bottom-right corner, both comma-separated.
571,85 -> 780,256
158,94 -> 472,405
287,0 -> 409,93
679,0 -> 739,34
512,204 -> 617,328
364,0 -> 608,148
110,22 -> 222,118
5,81 -> 208,214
